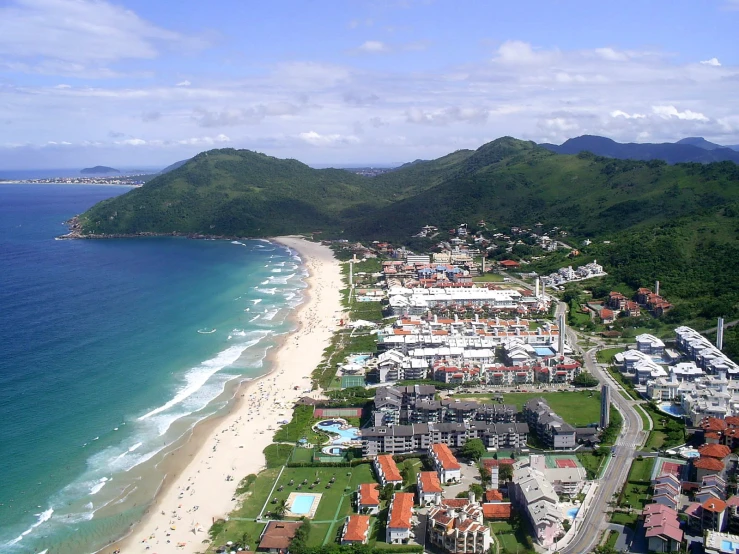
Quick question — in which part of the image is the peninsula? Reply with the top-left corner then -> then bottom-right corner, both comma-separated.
81,165 -> 120,174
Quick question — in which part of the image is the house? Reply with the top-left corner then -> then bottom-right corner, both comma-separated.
427,497 -> 492,554
341,515 -> 371,545
703,498 -> 728,532
417,471 -> 443,506
641,504 -> 683,552
599,308 -> 615,324
386,492 -> 414,544
258,521 -> 303,554
482,502 -> 512,520
499,260 -> 520,270
695,457 -> 726,481
430,443 -> 462,483
374,454 -> 403,487
357,483 -> 380,515
509,465 -> 564,547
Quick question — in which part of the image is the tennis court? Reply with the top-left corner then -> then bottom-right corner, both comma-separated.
341,375 -> 366,388
545,454 -> 582,469
313,407 -> 363,418
555,458 -> 578,468
651,457 -> 686,480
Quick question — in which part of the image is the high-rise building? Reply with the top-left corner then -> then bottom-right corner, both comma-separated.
600,384 -> 611,428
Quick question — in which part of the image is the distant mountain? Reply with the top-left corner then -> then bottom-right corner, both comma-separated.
676,137 -> 725,150
81,165 -> 120,174
540,135 -> 739,164
159,159 -> 189,174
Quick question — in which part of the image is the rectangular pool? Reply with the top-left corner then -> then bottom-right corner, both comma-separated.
291,494 -> 316,515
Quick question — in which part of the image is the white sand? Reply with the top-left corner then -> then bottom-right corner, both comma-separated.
106,237 -> 343,554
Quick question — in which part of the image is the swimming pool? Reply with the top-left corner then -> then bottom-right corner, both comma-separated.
566,507 -> 579,519
316,420 -> 360,444
721,539 -> 739,551
290,494 -> 316,515
534,347 -> 556,357
658,403 -> 685,417
349,354 -> 371,364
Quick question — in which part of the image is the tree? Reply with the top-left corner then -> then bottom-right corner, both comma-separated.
275,498 -> 288,519
479,465 -> 492,487
572,371 -> 598,387
499,463 -> 513,482
380,483 -> 395,502
461,438 -> 486,461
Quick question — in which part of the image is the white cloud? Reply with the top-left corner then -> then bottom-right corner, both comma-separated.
357,40 -> 390,53
652,105 -> 709,121
700,57 -> 721,66
298,131 -> 359,146
0,0 -> 207,77
610,110 -> 646,119
117,138 -> 147,146
176,80 -> 192,87
494,40 -> 559,65
54,83 -> 71,89
594,47 -> 630,62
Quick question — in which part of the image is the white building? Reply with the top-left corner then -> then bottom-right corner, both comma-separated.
417,471 -> 443,506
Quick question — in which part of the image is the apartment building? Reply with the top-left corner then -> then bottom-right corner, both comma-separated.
523,398 -> 577,450
427,498 -> 492,554
430,443 -> 462,483
386,492 -> 415,544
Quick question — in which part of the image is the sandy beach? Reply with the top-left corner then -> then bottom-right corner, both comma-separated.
104,236 -> 343,554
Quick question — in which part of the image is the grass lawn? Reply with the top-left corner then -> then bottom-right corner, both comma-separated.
610,511 -> 638,527
499,391 -> 602,427
641,403 -> 686,450
473,273 -> 504,282
489,521 -> 536,554
627,457 -> 655,482
597,347 -> 626,364
605,366 -> 641,400
604,530 -> 619,550
635,404 -> 652,431
214,464 -> 378,549
576,452 -> 605,480
291,447 -> 316,463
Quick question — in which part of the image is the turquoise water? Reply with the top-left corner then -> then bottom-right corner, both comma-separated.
566,507 -> 579,519
535,347 -> 556,356
290,495 -> 316,515
0,185 -> 307,553
721,539 -> 739,550
317,420 -> 360,444
658,403 -> 686,416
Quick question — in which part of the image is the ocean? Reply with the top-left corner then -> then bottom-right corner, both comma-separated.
0,184 -> 307,553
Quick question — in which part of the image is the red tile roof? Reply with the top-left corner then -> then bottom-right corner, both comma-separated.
702,498 -> 727,513
701,418 -> 728,432
642,504 -> 677,517
343,515 -> 370,543
725,416 -> 739,427
441,499 -> 470,508
694,457 -> 725,471
388,493 -> 414,530
376,454 -> 403,482
485,490 -> 504,502
726,496 -> 739,508
419,471 -> 442,494
358,483 -> 380,506
431,443 -> 461,471
483,503 -> 512,519
699,443 -> 731,459
259,521 -> 303,551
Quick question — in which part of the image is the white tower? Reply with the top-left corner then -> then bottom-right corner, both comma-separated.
349,261 -> 354,287
558,314 -> 566,355
718,317 -> 725,351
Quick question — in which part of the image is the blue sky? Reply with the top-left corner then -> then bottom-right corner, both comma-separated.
1,0 -> 738,169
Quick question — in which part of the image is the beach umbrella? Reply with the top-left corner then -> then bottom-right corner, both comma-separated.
227,541 -> 233,546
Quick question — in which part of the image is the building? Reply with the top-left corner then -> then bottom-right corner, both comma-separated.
427,497 -> 492,554
600,384 -> 611,429
636,334 -> 666,355
509,464 -> 564,547
430,443 -> 462,483
386,492 -> 414,544
258,521 -> 303,554
417,471 -> 443,506
705,531 -> 739,554
641,504 -> 683,553
523,398 -> 577,450
357,483 -> 380,515
374,454 -> 403,487
341,515 -> 371,545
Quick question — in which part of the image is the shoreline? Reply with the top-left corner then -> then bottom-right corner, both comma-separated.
100,236 -> 343,554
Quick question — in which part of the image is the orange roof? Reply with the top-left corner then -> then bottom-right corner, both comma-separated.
699,444 -> 731,459
388,493 -> 414,529
694,457 -> 725,471
343,515 -> 370,542
705,432 -> 720,440
702,498 -> 727,513
393,329 -> 412,335
419,471 -> 442,493
725,416 -> 739,427
701,418 -> 728,432
485,490 -> 504,502
358,483 -> 380,506
483,503 -> 511,519
376,454 -> 403,482
431,443 -> 461,470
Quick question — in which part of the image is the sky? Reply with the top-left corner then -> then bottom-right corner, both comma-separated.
1,0 -> 738,169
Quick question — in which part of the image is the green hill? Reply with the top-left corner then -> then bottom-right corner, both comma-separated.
77,148 -> 386,237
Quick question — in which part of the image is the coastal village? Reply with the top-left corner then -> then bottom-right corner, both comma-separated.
126,227 -> 739,554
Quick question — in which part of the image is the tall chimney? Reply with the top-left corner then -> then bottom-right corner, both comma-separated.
718,317 -> 725,350
349,261 -> 354,287
655,280 -> 660,296
535,278 -> 540,298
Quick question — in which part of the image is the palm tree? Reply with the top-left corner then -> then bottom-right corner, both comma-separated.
275,499 -> 288,519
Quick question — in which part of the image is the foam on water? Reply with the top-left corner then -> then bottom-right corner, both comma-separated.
89,478 -> 108,495
6,508 -> 53,547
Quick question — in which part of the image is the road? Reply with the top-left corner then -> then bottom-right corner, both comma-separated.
555,302 -> 647,554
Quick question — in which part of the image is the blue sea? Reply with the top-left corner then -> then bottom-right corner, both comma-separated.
0,184 -> 307,553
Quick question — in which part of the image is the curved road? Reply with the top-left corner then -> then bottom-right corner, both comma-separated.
556,301 -> 647,554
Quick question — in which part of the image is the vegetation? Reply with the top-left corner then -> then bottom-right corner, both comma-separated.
460,438 -> 486,461
643,402 -> 686,450
496,391 -> 602,427
613,457 -> 656,527
600,406 -> 623,446
572,371 -> 598,387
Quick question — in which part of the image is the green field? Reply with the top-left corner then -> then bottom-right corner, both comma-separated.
489,521 -> 535,554
498,391 -> 602,427
597,347 -> 626,364
612,457 -> 655,527
576,452 -> 605,480
210,463 -> 378,549
473,273 -> 505,283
